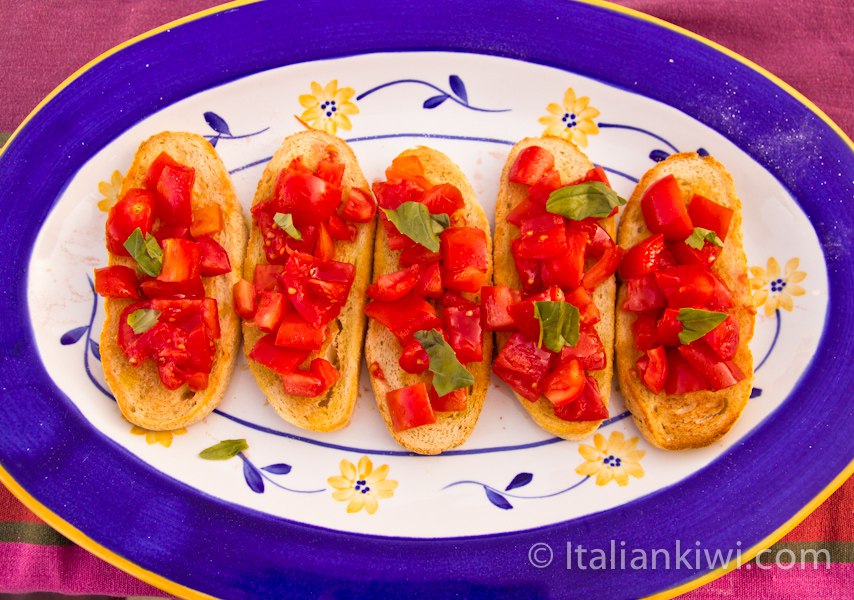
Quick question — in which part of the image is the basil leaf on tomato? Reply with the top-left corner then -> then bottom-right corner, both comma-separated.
127,308 -> 160,335
123,227 -> 162,277
382,202 -> 448,251
533,301 -> 580,353
273,212 -> 303,240
414,329 -> 475,396
546,181 -> 626,221
684,227 -> 724,250
198,439 -> 249,460
677,308 -> 728,344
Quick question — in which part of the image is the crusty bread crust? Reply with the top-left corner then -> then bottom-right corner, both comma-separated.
615,153 -> 755,450
494,136 -> 615,440
243,130 -> 376,432
101,132 -> 247,430
365,147 -> 493,455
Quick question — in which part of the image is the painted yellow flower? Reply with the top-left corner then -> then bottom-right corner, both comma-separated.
130,425 -> 187,448
538,87 -> 600,148
96,169 -> 123,212
328,455 -> 398,514
576,431 -> 645,486
750,257 -> 807,317
298,80 -> 359,136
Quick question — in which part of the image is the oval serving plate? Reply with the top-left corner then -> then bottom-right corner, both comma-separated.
1,1 -> 852,598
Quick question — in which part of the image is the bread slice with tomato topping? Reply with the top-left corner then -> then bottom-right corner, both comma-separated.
492,136 -> 621,440
615,152 -> 755,450
364,147 -> 493,455
241,130 -> 376,431
99,132 -> 247,430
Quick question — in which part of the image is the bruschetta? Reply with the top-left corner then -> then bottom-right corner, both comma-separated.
491,136 -> 623,440
364,147 -> 493,455
615,152 -> 755,450
95,132 -> 247,430
237,130 -> 376,432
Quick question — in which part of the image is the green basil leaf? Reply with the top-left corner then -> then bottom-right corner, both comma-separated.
273,212 -> 303,240
199,439 -> 248,460
533,301 -> 580,353
685,227 -> 724,250
677,308 -> 728,344
127,308 -> 161,335
413,329 -> 475,397
382,202 -> 448,252
123,227 -> 162,277
546,181 -> 627,221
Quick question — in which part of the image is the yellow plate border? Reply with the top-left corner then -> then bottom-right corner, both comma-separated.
0,1 -> 851,598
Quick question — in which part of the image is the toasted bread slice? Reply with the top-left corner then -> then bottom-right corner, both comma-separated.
243,130 -> 376,431
615,153 -> 755,450
365,147 -> 493,455
101,132 -> 247,430
494,136 -> 616,439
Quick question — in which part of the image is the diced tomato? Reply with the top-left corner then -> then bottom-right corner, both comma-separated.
542,358 -> 585,407
688,194 -> 733,241
157,238 -> 201,283
154,161 -> 195,227
372,178 -> 424,210
280,358 -> 340,397
580,166 -> 611,186
582,237 -> 622,290
315,152 -> 345,186
280,252 -> 355,328
253,264 -> 285,293
399,338 -> 430,374
622,274 -> 666,312
513,252 -> 542,293
509,146 -> 555,186
382,219 -> 415,251
414,262 -> 442,298
326,214 -> 357,241
105,189 -> 156,256
440,227 -> 488,293
706,275 -> 735,311
286,156 -> 311,175
564,286 -> 600,325
428,385 -> 467,412
140,273 -> 206,298
670,239 -> 723,267
364,293 -> 442,342
233,279 -> 257,320
656,308 -> 683,346
559,326 -> 606,371
274,312 -> 326,350
481,286 -> 522,332
506,198 -> 548,227
637,346 -> 668,393
664,349 -> 708,394
190,204 -> 223,238
340,188 -> 376,223
314,222 -> 335,261
703,315 -> 740,360
619,234 -> 667,280
367,265 -> 423,302
654,265 -> 716,308
422,183 -> 464,215
254,291 -> 287,333
678,340 -> 744,390
552,375 -> 608,421
94,266 -> 140,299
384,155 -> 428,187
369,361 -> 385,381
441,293 -> 483,363
631,311 -> 659,352
528,170 -> 563,205
150,224 -> 190,245
514,214 -> 567,260
493,333 -> 555,401
398,244 -> 440,267
386,382 -> 436,432
640,174 -> 693,242
275,170 -> 341,227
249,334 -> 309,375
195,235 -> 231,276
542,225 -> 587,289
507,287 -> 565,340
250,201 -> 291,263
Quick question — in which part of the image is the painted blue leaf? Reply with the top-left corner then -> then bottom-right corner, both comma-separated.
750,387 -> 762,398
649,149 -> 670,163
243,460 -> 265,493
89,339 -> 101,361
423,94 -> 448,109
261,463 -> 292,475
505,472 -> 533,491
60,326 -> 88,345
449,75 -> 468,103
697,147 -> 709,157
204,111 -> 232,136
209,135 -> 219,148
485,488 -> 513,510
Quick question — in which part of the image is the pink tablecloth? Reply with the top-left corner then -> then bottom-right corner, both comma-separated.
0,1 -> 851,598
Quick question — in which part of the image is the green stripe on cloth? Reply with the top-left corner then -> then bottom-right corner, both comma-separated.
0,521 -> 73,546
0,132 -> 10,147
756,541 -> 854,564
